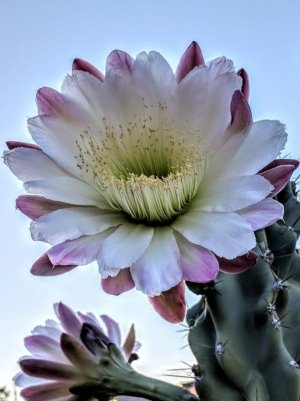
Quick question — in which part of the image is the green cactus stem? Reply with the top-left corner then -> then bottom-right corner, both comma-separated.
187,182 -> 300,401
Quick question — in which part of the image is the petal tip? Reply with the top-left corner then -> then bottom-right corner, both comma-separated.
175,41 -> 204,82
149,282 -> 186,323
31,253 -> 76,276
237,68 -> 250,100
106,50 -> 134,74
101,269 -> 135,295
230,90 -> 252,133
72,58 -> 104,81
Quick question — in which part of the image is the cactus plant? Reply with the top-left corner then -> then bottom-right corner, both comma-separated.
186,181 -> 300,401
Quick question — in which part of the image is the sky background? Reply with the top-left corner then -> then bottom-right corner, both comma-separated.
1,0 -> 300,395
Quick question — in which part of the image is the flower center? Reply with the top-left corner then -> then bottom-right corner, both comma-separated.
75,110 -> 206,223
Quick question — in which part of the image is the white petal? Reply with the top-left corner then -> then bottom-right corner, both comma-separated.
101,315 -> 122,347
238,198 -> 284,230
47,232 -> 113,265
24,335 -> 68,363
193,174 -> 273,212
29,115 -> 86,175
132,51 -> 176,101
225,120 -> 287,176
28,114 -> 102,184
61,71 -> 104,119
174,57 -> 241,143
131,227 -> 182,296
31,325 -> 62,342
205,120 -> 287,182
24,177 -> 107,208
31,207 -> 123,245
4,148 -> 65,181
101,223 -> 154,268
172,210 -> 256,259
45,319 -> 61,329
100,72 -> 144,125
98,263 -> 120,279
13,372 -> 48,387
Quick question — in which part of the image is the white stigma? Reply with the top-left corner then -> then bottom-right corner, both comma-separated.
75,104 -> 207,223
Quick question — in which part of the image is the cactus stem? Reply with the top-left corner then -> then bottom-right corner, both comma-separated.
188,182 -> 300,400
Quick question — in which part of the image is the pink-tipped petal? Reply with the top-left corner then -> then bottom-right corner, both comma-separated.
176,41 -> 204,82
217,251 -> 258,273
259,158 -> 299,172
237,68 -> 250,100
106,50 -> 134,74
31,322 -> 62,342
131,227 -> 182,296
122,325 -> 136,359
229,90 -> 252,134
72,58 -> 104,81
173,210 -> 256,260
260,165 -> 295,196
239,198 -> 284,231
77,312 -> 99,328
100,315 -> 121,346
177,236 -> 219,283
149,282 -> 186,323
101,268 -> 135,295
31,254 -> 76,276
54,303 -> 82,339
6,141 -> 40,150
48,235 -> 103,266
19,358 -> 77,380
60,333 -> 96,367
16,195 -> 71,220
14,372 -> 46,388
36,87 -> 64,116
24,335 -> 64,362
21,382 -> 69,401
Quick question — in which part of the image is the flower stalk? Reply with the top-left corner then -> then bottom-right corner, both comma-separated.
71,345 -> 198,401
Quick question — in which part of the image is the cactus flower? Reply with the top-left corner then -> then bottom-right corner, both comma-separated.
5,42 -> 297,322
14,303 -> 141,401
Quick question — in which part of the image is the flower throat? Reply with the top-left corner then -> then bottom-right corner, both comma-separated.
75,110 -> 206,223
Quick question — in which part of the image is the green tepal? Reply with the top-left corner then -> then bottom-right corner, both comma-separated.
187,181 -> 300,401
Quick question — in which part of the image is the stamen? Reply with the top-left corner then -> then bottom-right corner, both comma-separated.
75,107 -> 206,223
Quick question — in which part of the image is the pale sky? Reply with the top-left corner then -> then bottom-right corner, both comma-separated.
1,0 -> 300,393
